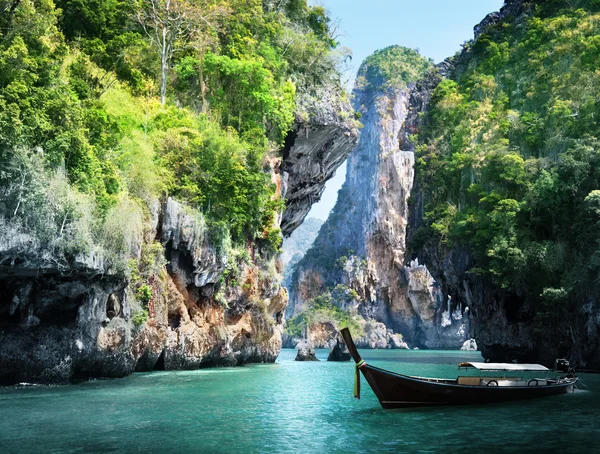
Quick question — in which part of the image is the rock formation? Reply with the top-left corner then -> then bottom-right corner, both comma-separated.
280,97 -> 358,237
0,0 -> 359,385
286,47 -> 469,349
0,77 -> 357,385
405,0 -> 600,368
295,340 -> 318,361
327,335 -> 351,361
0,197 -> 288,384
461,339 -> 478,351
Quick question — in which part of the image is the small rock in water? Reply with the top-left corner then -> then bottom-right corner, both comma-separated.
388,334 -> 409,350
460,339 -> 478,351
295,340 -> 319,361
327,336 -> 351,361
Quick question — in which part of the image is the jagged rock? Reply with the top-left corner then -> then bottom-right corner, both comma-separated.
388,334 -> 409,350
402,0 -> 600,368
461,339 -> 478,351
295,341 -> 319,361
474,0 -> 528,40
287,50 -> 469,349
327,336 -> 351,362
357,322 -> 389,349
0,275 -> 129,385
354,323 -> 410,349
0,197 -> 286,385
280,77 -> 359,237
308,321 -> 338,348
281,123 -> 358,237
161,197 -> 225,289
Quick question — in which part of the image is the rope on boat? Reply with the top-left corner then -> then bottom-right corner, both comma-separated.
354,359 -> 367,399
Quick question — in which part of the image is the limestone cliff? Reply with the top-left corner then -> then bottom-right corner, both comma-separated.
407,0 -> 600,368
280,85 -> 359,236
0,0 -> 359,385
0,107 -> 355,386
0,197 -> 287,384
286,47 -> 468,349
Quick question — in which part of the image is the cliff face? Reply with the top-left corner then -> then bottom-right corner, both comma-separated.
280,91 -> 358,237
287,68 -> 468,349
0,103 -> 355,386
407,0 -> 600,368
0,197 -> 286,384
0,0 -> 359,385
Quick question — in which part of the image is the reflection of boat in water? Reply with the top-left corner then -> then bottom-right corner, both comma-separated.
340,328 -> 578,409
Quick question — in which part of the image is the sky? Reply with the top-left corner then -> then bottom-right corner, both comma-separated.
306,0 -> 504,221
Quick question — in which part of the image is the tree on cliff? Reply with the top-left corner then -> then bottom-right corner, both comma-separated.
129,0 -> 229,105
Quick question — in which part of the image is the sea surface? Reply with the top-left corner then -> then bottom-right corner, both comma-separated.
1,349 -> 598,453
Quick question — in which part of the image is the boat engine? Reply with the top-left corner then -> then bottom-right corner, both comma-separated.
555,358 -> 570,373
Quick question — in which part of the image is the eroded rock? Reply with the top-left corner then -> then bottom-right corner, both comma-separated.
295,340 -> 319,361
287,64 -> 468,349
281,122 -> 358,237
461,339 -> 478,351
327,336 -> 351,362
0,197 -> 288,384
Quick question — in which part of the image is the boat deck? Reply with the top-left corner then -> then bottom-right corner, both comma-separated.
412,375 -> 556,387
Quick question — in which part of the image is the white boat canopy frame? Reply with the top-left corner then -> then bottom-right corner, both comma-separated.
457,362 -> 550,372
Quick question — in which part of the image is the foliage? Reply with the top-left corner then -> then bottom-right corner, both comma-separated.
217,246 -> 252,291
284,290 -> 363,338
131,307 -> 149,327
0,147 -> 143,272
129,242 -> 166,286
202,52 -> 295,144
155,116 -> 279,242
414,1 -> 600,318
355,45 -> 434,91
0,0 -> 342,279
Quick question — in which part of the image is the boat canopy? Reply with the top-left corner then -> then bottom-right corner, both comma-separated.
457,362 -> 549,372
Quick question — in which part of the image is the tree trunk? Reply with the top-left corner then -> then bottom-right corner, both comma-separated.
160,26 -> 168,105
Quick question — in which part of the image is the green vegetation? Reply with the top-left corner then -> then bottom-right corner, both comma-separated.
0,0 -> 343,271
413,1 -> 600,330
285,290 -> 363,339
355,45 -> 434,91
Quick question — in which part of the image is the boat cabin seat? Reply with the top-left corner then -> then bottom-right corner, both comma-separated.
457,376 -> 482,386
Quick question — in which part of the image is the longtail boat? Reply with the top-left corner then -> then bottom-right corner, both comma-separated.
340,328 -> 578,409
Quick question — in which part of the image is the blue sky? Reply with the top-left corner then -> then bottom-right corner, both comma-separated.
306,0 -> 504,221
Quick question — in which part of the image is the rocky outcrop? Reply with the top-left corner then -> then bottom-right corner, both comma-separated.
0,19 -> 359,386
405,0 -> 600,368
461,339 -> 478,351
0,197 -> 286,385
286,58 -> 469,349
295,340 -> 318,361
280,123 -> 358,237
355,322 -> 409,350
327,336 -> 351,361
280,88 -> 359,237
473,0 -> 528,40
0,272 -> 129,384
0,111 -> 359,385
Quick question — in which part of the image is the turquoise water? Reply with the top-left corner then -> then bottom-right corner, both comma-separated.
1,349 -> 598,453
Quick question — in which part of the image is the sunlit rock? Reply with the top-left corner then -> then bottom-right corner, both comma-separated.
295,340 -> 319,361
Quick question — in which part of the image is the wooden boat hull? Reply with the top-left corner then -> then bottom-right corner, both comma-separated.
340,328 -> 577,409
362,364 -> 576,409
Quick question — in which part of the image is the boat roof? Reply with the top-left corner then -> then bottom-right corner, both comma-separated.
457,362 -> 549,372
